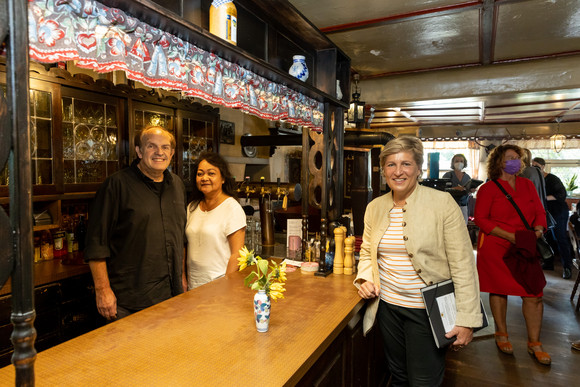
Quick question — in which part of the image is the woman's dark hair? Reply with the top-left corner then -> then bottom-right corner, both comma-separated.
189,152 -> 237,208
486,144 -> 524,180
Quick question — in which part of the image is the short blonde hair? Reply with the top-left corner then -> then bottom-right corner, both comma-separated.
379,136 -> 424,169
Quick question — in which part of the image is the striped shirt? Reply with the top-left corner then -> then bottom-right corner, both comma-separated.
378,207 -> 426,309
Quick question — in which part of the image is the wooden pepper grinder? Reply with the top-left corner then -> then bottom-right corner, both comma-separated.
344,236 -> 354,275
333,227 -> 344,274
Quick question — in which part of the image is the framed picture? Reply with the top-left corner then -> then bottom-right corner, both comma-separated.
219,120 -> 235,144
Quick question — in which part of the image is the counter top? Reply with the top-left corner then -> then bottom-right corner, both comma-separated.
0,264 -> 363,386
0,258 -> 90,296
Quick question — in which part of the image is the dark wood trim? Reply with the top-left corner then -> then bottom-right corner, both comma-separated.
7,0 -> 36,382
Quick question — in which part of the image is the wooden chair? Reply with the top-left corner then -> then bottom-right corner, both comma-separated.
569,222 -> 580,311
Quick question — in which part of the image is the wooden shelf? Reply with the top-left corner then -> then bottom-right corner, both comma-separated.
33,224 -> 60,232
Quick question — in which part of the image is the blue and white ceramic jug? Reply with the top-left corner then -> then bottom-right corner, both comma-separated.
288,55 -> 309,82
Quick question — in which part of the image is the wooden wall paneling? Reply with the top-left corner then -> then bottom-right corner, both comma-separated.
316,49 -> 337,96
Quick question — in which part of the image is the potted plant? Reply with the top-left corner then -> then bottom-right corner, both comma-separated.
565,174 -> 578,196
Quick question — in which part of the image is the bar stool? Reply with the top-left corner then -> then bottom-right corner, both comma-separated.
568,222 -> 580,311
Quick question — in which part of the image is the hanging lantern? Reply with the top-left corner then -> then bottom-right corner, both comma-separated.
347,74 -> 365,124
550,134 -> 566,153
550,118 -> 566,153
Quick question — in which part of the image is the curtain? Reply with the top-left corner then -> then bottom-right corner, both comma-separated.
27,0 -> 324,130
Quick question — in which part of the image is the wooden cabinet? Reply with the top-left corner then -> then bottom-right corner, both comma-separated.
0,273 -> 99,368
177,107 -> 219,188
61,87 -> 124,192
0,62 -> 220,228
296,304 -> 389,387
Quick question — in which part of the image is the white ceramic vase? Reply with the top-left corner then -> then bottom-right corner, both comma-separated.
288,55 -> 309,82
253,289 -> 271,332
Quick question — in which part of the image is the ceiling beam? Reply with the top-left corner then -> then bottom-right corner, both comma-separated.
359,55 -> 580,105
480,0 -> 496,65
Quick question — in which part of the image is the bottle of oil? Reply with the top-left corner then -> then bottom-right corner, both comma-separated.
209,0 -> 238,45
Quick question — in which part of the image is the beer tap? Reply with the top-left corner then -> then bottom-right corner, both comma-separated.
258,176 -> 275,247
276,177 -> 281,205
244,176 -> 253,204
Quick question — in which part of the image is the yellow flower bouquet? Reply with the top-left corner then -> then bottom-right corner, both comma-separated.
237,246 -> 287,300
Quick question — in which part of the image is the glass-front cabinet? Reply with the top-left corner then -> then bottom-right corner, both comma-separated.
178,108 -> 219,189
30,88 -> 54,186
0,79 -> 58,195
0,67 -> 220,198
61,89 -> 121,187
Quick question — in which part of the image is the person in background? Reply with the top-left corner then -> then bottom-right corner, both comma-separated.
355,136 -> 482,386
532,157 -> 572,278
184,152 -> 246,290
475,145 -> 550,365
520,149 -> 547,207
442,153 -> 471,224
85,126 -> 187,321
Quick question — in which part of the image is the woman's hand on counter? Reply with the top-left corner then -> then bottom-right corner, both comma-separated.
358,280 -> 380,299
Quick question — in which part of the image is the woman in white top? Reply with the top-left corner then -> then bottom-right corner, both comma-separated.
184,152 -> 246,290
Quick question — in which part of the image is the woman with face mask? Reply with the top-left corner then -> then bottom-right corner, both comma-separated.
474,144 -> 550,366
442,154 -> 471,223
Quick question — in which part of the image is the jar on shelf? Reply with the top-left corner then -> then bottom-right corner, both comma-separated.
288,55 -> 309,82
209,0 -> 238,45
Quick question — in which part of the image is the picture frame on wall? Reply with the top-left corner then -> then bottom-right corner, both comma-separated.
219,120 -> 235,144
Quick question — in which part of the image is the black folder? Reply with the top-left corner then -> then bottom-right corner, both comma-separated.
420,279 -> 489,348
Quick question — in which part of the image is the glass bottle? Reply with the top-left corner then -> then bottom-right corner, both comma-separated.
52,227 -> 67,259
34,235 -> 41,263
40,230 -> 54,261
325,237 -> 335,270
209,0 -> 238,45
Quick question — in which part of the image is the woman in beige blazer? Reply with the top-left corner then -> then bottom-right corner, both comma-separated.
354,136 -> 482,386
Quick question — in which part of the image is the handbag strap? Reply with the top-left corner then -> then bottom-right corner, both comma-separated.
492,179 -> 533,230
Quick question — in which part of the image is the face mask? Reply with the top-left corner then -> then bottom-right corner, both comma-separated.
503,159 -> 521,175
453,162 -> 464,171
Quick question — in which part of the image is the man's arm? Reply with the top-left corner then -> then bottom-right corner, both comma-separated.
88,259 -> 117,320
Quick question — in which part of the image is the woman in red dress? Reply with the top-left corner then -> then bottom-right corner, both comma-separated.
475,144 -> 550,365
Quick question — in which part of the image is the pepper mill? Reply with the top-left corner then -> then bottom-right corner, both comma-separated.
344,236 -> 354,275
333,227 -> 344,274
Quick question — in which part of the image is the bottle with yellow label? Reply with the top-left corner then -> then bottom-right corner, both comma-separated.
209,0 -> 238,45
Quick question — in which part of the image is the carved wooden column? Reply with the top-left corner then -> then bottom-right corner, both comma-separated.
6,0 -> 37,384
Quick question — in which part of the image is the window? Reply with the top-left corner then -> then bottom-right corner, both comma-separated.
422,141 -> 480,180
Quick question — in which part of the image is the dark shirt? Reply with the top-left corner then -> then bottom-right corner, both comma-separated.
544,173 -> 569,215
442,170 -> 471,206
85,159 -> 187,310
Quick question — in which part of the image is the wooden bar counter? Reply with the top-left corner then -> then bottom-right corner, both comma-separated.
0,265 -> 387,386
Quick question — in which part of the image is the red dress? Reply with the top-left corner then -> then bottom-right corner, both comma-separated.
474,177 -> 547,296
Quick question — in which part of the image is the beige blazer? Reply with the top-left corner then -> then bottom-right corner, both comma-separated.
354,184 -> 482,335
